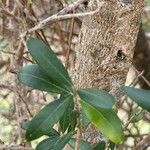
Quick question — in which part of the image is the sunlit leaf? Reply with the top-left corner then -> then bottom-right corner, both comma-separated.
80,100 -> 124,144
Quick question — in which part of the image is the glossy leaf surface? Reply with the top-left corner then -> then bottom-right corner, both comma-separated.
18,64 -> 69,93
78,88 -> 115,109
27,37 -> 72,89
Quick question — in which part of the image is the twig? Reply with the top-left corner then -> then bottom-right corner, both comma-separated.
128,70 -> 145,87
17,92 -> 33,117
0,144 -> 32,150
20,0 -> 104,37
124,109 -> 143,129
133,68 -> 150,87
134,135 -> 150,150
65,10 -> 75,68
27,10 -> 99,33
121,51 -> 150,88
57,0 -> 88,15
74,89 -> 81,150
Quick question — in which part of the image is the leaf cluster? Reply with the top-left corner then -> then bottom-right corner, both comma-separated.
18,38 -> 150,149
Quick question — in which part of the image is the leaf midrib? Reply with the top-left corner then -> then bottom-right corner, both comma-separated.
81,100 -> 121,142
79,90 -> 114,108
20,72 -> 69,93
35,49 -> 72,86
28,97 -> 70,138
53,132 -> 73,150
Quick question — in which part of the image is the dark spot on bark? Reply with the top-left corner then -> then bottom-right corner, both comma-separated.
116,50 -> 126,60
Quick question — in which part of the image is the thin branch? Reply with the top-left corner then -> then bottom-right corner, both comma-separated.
65,11 -> 75,68
0,144 -> 32,150
20,0 -> 104,37
134,135 -> 150,150
57,0 -> 88,15
27,10 -> 99,33
74,89 -> 81,150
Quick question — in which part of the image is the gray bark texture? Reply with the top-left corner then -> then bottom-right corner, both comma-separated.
71,0 -> 144,99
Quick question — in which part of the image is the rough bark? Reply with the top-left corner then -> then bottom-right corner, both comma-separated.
71,0 -> 144,98
69,0 -> 145,147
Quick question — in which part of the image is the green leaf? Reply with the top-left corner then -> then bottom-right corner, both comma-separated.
80,100 -> 124,144
59,99 -> 74,133
36,136 -> 59,150
27,37 -> 72,89
18,64 -> 69,94
26,95 -> 72,141
53,132 -> 74,150
67,110 -> 77,132
78,88 -> 115,109
81,109 -> 90,128
122,86 -> 150,112
109,141 -> 115,150
46,128 -> 60,137
69,138 -> 92,150
93,141 -> 106,150
21,119 -> 60,136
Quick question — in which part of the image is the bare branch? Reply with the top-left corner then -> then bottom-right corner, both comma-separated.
20,0 -> 104,37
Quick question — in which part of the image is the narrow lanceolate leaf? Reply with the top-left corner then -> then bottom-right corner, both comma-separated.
26,95 -> 72,141
81,109 -> 90,128
80,100 -> 124,144
59,99 -> 77,133
36,136 -> 59,150
18,64 -> 69,94
67,111 -> 77,132
59,99 -> 74,133
45,128 -> 60,137
27,37 -> 72,89
69,138 -> 92,150
53,132 -> 74,150
78,88 -> 115,109
122,86 -> 150,112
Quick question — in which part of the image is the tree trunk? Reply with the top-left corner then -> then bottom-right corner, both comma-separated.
70,0 -> 144,145
71,0 -> 144,97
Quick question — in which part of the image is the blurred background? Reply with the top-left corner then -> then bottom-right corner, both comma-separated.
0,0 -> 150,149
